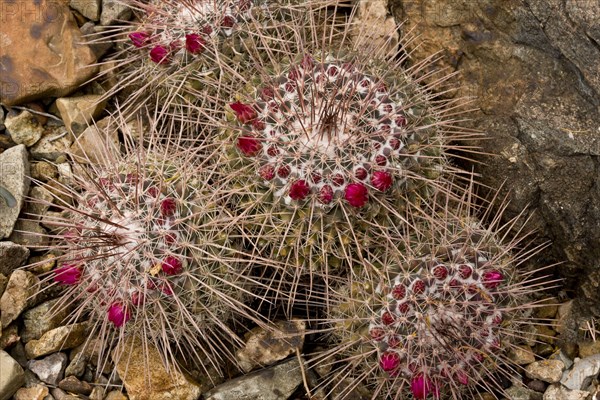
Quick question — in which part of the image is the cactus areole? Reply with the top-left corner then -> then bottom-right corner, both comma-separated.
229,54 -> 443,210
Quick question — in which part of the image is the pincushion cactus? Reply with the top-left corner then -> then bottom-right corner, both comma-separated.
211,10 -> 479,277
98,0 -> 337,139
32,117 -> 278,375
313,189 -> 554,399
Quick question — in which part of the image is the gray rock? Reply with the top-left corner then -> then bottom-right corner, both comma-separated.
0,350 -> 25,400
70,0 -> 102,21
526,360 -> 565,383
22,299 -> 73,343
0,270 -> 39,327
100,0 -> 132,26
237,319 -> 305,372
4,110 -> 44,147
506,385 -> 543,400
561,354 -> 600,391
80,22 -> 114,59
29,126 -> 73,161
543,384 -> 589,400
204,358 -> 303,400
24,324 -> 88,359
550,349 -> 574,370
0,241 -> 29,275
28,352 -> 68,386
55,95 -> 106,135
0,145 -> 30,239
8,218 -> 49,248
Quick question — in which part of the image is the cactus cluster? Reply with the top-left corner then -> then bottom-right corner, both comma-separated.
42,125 -> 276,373
22,2 -> 556,399
313,190 -> 552,399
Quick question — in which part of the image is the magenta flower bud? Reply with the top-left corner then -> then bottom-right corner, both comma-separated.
129,31 -> 150,48
289,180 -> 310,201
259,164 -> 275,181
160,198 -> 177,217
344,183 -> 368,208
319,185 -> 333,204
131,291 -> 144,306
185,33 -> 206,54
108,302 -> 130,327
236,136 -> 261,156
379,351 -> 400,372
371,170 -> 393,192
221,15 -> 236,28
230,101 -> 257,124
432,265 -> 448,280
411,374 -> 439,399
483,270 -> 504,289
53,264 -> 82,285
149,45 -> 170,64
455,370 -> 469,385
162,255 -> 183,275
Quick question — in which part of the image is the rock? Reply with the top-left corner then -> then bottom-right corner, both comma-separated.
0,241 -> 29,275
56,95 -> 106,135
536,297 -> 559,319
24,324 -> 88,359
69,117 -> 119,164
27,253 -> 56,275
550,349 -> 574,370
22,299 -> 73,343
8,218 -> 49,248
0,274 -> 6,299
0,107 -> 5,130
578,340 -> 600,358
100,0 -> 132,26
543,384 -> 589,400
0,0 -> 98,106
80,22 -> 114,60
536,325 -> 557,344
237,319 -> 305,372
104,391 -> 127,400
0,350 -> 25,400
352,0 -> 398,57
113,336 -> 202,400
0,323 -> 20,349
0,270 -> 39,327
4,110 -> 44,146
204,358 -> 304,400
528,380 -> 548,393
58,375 -> 92,395
0,145 -> 30,239
509,344 -> 536,365
29,126 -> 73,161
526,360 -> 565,383
70,0 -> 102,21
30,162 -> 59,183
389,0 -> 600,318
88,387 -> 105,400
560,354 -> 600,391
13,383 -> 49,400
506,385 -> 543,400
28,352 -> 68,386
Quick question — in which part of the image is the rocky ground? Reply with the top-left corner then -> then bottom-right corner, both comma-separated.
0,0 -> 599,399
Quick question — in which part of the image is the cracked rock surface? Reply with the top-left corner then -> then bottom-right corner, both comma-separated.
391,0 -> 600,319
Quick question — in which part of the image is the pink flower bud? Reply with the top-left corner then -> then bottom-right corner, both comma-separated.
230,102 -> 257,124
131,291 -> 144,306
344,183 -> 368,208
185,33 -> 206,54
162,255 -> 183,275
289,180 -> 310,200
319,185 -> 333,204
411,374 -> 439,399
160,198 -> 177,217
455,370 -> 469,385
150,45 -> 170,64
221,15 -> 236,28
129,31 -> 150,48
483,270 -> 504,289
371,170 -> 393,192
53,264 -> 82,285
259,164 -> 275,181
379,352 -> 400,372
237,136 -> 261,156
108,302 -> 130,327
